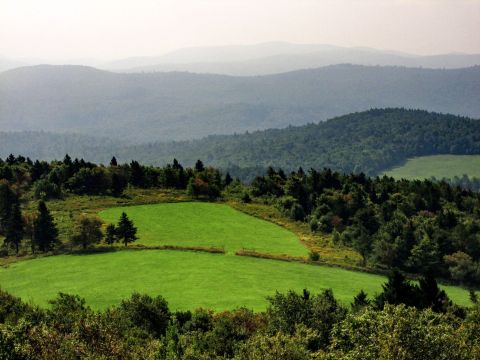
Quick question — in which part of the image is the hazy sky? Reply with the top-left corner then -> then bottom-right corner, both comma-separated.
1,0 -> 479,61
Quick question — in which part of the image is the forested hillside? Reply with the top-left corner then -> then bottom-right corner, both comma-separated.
1,65 -> 479,142
1,109 -> 479,177
113,109 -> 480,175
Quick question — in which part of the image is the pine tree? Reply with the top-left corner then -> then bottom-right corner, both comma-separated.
194,160 -> 205,172
105,224 -> 117,245
116,212 -> 138,247
111,173 -> 127,197
110,156 -> 118,167
33,201 -> 58,252
4,203 -> 24,254
0,182 -> 18,234
351,290 -> 370,311
374,270 -> 420,309
224,172 -> 233,187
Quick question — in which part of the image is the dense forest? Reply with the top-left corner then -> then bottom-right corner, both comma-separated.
1,65 -> 479,142
1,109 -> 480,178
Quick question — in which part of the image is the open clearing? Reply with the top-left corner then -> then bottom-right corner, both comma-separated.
99,202 -> 308,256
383,155 -> 480,180
0,250 -> 470,310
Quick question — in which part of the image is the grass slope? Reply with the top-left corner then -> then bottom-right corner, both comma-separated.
99,202 -> 308,256
384,155 -> 480,180
0,250 -> 470,310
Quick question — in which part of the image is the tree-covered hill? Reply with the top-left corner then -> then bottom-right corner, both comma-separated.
1,109 -> 479,177
111,108 -> 480,175
1,64 -> 479,142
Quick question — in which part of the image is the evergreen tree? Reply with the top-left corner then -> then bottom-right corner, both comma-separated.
111,173 -> 127,197
105,224 -> 117,245
418,274 -> 450,312
116,212 -> 138,247
4,203 -> 24,254
33,201 -> 58,252
0,182 -> 18,234
224,172 -> 233,187
374,270 -> 420,309
195,160 -> 205,172
110,156 -> 118,167
351,290 -> 370,311
129,161 -> 145,187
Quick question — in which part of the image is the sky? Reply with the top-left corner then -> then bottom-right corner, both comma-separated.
1,0 -> 479,61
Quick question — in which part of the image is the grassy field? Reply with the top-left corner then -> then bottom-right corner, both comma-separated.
383,155 -> 480,180
99,202 -> 308,256
0,250 -> 471,310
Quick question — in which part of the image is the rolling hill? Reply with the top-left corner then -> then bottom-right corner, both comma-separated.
1,64 -> 480,143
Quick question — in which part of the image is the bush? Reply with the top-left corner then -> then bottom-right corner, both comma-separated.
309,251 -> 320,262
241,192 -> 251,203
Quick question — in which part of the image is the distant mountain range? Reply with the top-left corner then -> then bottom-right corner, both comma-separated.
2,43 -> 480,75
103,43 -> 480,76
1,109 -> 479,177
1,64 -> 479,143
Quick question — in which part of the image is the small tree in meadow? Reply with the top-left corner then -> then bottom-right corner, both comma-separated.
71,215 -> 104,249
33,201 -> 58,252
116,212 -> 138,247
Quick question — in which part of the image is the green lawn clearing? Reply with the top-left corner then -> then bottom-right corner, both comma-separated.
383,155 -> 480,180
99,202 -> 308,256
0,250 -> 470,310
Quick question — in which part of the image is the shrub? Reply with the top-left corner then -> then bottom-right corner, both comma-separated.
309,251 -> 320,262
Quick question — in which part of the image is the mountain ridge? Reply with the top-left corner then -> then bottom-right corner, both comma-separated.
1,64 -> 479,143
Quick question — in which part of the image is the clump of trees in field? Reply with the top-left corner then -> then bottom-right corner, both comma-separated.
0,275 -> 478,359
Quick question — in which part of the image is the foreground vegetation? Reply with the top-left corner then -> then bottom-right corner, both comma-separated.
0,281 -> 478,359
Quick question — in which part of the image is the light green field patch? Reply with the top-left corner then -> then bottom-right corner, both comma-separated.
0,250 -> 470,310
383,155 -> 480,180
99,202 -> 308,256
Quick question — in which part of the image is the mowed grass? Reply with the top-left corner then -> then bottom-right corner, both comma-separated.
0,250 -> 470,310
99,202 -> 308,256
384,155 -> 480,180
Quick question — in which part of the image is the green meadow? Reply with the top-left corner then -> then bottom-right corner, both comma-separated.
0,250 -> 470,310
99,202 -> 308,256
383,155 -> 480,180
